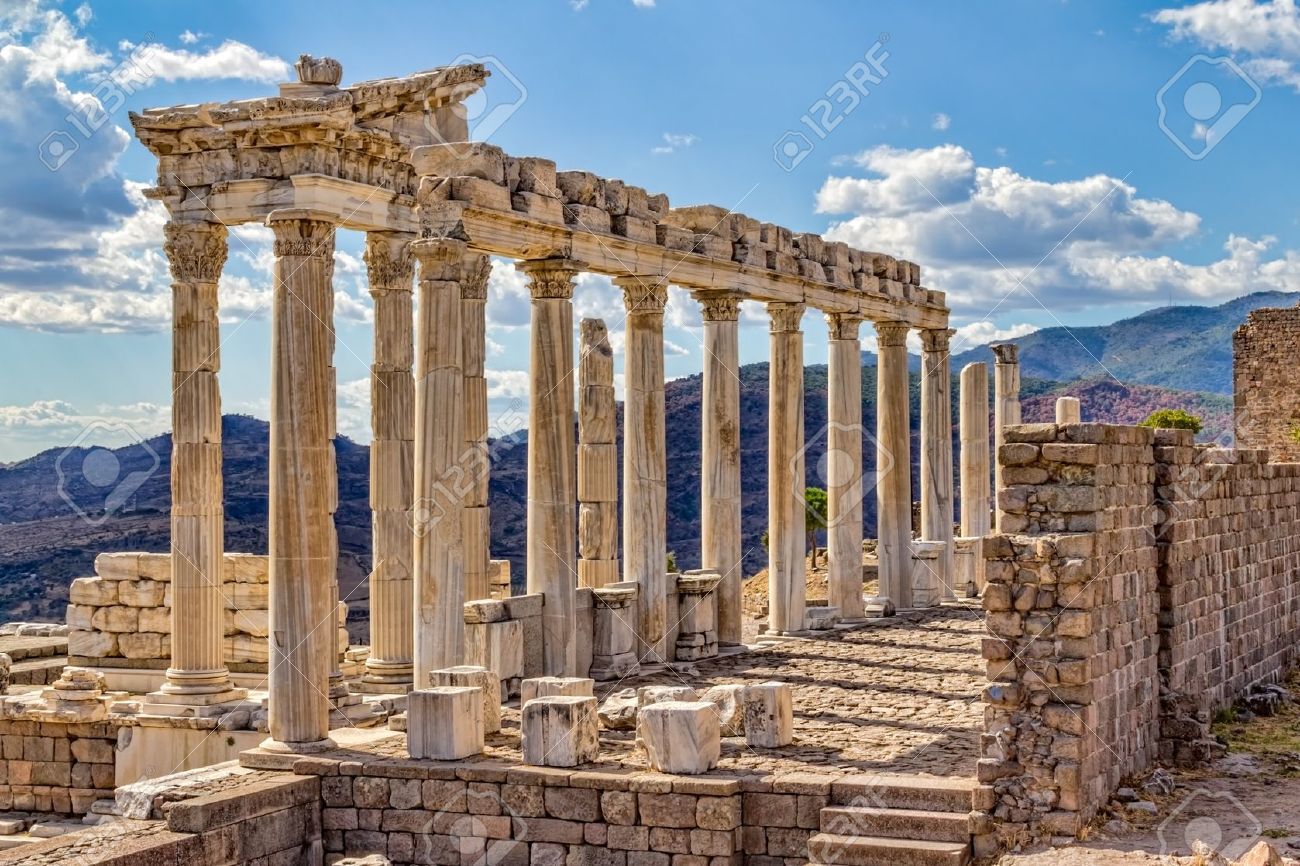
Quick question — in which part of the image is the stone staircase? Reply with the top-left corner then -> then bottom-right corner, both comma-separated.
806,774 -> 985,866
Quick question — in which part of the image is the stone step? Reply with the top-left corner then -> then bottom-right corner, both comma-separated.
820,805 -> 972,843
807,833 -> 970,866
829,774 -> 976,813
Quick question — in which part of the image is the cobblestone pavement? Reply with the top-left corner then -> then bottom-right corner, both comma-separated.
365,605 -> 985,780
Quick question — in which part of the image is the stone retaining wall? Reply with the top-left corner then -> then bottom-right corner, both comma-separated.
0,718 -> 118,814
1233,305 -> 1300,462
67,552 -> 348,672
982,422 -> 1300,841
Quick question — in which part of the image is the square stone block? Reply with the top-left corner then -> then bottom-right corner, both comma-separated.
521,676 -> 594,706
806,606 -> 841,631
638,701 -> 721,775
521,696 -> 599,767
743,681 -> 793,748
700,684 -> 746,737
429,665 -> 502,734
466,618 -> 523,698
408,687 -> 484,760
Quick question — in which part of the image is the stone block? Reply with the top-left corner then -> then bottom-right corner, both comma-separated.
638,701 -> 721,775
598,688 -> 640,731
117,579 -> 164,607
699,685 -> 745,737
430,666 -> 502,734
411,142 -> 507,184
521,696 -> 599,767
522,676 -> 595,706
467,618 -> 524,698
408,687 -> 484,760
742,682 -> 793,748
67,630 -> 115,658
68,578 -> 116,607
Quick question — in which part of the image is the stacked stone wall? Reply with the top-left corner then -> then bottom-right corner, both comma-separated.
1233,305 -> 1300,462
0,719 -> 117,814
981,423 -> 1160,839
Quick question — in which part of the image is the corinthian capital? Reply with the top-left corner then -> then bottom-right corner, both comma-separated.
767,302 -> 805,333
920,327 -> 954,354
163,222 -> 228,284
363,232 -> 415,293
460,254 -> 492,300
614,275 -> 669,315
825,313 -> 864,342
267,209 -> 336,259
991,342 -> 1020,365
516,257 -> 582,300
874,321 -> 910,347
695,294 -> 741,323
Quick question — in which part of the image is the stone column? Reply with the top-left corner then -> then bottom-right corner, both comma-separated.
615,275 -> 670,663
577,318 -> 619,589
265,209 -> 337,752
1056,396 -> 1081,424
767,302 -> 806,634
150,222 -> 245,708
826,313 -> 866,622
411,239 -> 471,686
518,258 -> 581,678
991,343 -> 1021,533
919,328 -> 955,599
958,363 -> 991,538
362,232 -> 415,690
462,256 -> 493,602
696,294 -> 743,646
875,321 -> 913,609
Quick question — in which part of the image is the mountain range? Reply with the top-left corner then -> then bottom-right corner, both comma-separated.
0,292 -> 1267,632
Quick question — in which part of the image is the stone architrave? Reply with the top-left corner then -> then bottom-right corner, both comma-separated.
614,275 -> 670,662
461,255 -> 493,602
919,328 -> 955,599
767,302 -> 807,634
150,221 -> 246,710
875,321 -> 913,608
411,239 -> 472,684
264,209 -> 338,753
696,294 -> 743,646
991,343 -> 1021,532
517,258 -> 583,678
362,231 -> 416,690
577,318 -> 619,589
825,312 -> 866,622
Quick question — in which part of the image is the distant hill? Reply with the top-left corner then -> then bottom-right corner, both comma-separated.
949,291 -> 1298,394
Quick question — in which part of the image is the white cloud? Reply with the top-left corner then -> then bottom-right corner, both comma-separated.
632,0 -> 655,6
651,131 -> 698,155
120,38 -> 290,83
816,143 -> 1300,317
0,397 -> 170,462
931,112 -> 951,131
1152,0 -> 1300,90
178,29 -> 202,44
950,321 -> 1037,354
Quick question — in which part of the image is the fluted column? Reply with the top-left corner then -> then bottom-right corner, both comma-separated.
461,256 -> 493,602
518,258 -> 581,677
768,302 -> 806,634
826,313 -> 866,622
920,328 -> 955,599
362,232 -> 415,689
578,319 -> 619,589
150,221 -> 245,707
875,321 -> 913,609
959,363 -> 991,538
991,343 -> 1021,533
264,209 -> 337,752
411,239 -> 472,685
615,275 -> 670,663
697,294 -> 743,646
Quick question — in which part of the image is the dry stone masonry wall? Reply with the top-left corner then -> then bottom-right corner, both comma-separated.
1233,304 -> 1300,462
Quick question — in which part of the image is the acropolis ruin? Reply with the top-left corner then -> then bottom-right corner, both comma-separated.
2,55 -> 1299,866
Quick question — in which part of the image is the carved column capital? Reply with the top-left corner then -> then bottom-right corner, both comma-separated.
826,313 -> 864,342
767,302 -> 805,333
411,237 -> 471,282
991,342 -> 1020,365
460,254 -> 492,300
920,327 -> 955,354
695,294 -> 741,323
267,209 -> 336,259
874,320 -> 911,347
164,222 -> 228,284
517,257 -> 582,300
614,275 -> 669,315
363,232 -> 415,294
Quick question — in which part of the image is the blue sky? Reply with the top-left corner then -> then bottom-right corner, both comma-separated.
2,0 -> 1299,461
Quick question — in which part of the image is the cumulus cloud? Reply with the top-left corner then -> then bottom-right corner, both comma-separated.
812,144 -> 1287,316
1152,0 -> 1300,90
931,112 -> 951,131
0,397 -> 170,462
119,38 -> 290,83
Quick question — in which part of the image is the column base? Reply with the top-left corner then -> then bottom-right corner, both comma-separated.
145,668 -> 248,711
258,736 -> 338,755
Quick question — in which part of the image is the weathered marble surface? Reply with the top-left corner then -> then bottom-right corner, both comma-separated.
637,700 -> 721,774
521,695 -> 599,767
408,686 -> 483,760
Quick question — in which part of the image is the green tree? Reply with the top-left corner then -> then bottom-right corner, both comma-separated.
803,487 -> 828,569
666,550 -> 678,573
1138,408 -> 1203,434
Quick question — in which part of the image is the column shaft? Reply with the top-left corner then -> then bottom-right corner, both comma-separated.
617,276 -> 670,662
959,363 -> 991,538
156,221 -> 244,704
462,257 -> 493,601
698,295 -> 743,646
991,344 -> 1022,533
519,258 -> 581,677
767,303 -> 806,634
920,328 -> 955,598
411,240 -> 471,685
265,209 -> 337,750
363,232 -> 415,687
578,318 -> 619,589
826,313 -> 866,621
875,321 -> 913,608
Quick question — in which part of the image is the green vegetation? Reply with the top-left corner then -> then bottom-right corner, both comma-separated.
1139,408 -> 1203,433
666,550 -> 678,573
804,487 -> 828,569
